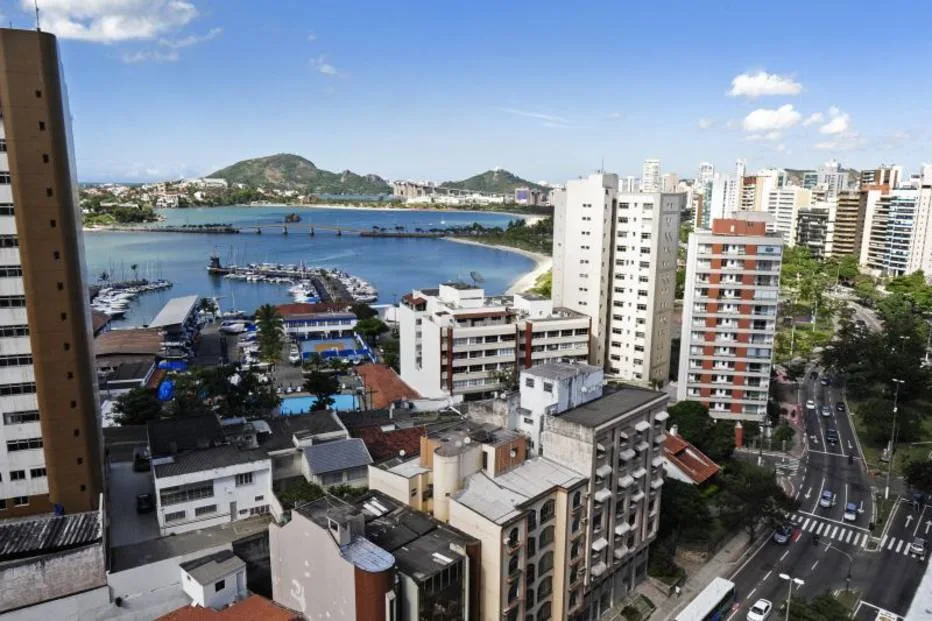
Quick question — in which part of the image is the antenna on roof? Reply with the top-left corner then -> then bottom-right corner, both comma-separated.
34,0 -> 40,31
600,156 -> 604,174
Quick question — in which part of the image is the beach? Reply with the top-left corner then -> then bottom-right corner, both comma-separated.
444,238 -> 551,295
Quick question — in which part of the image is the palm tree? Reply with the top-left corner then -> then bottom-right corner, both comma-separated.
255,304 -> 285,363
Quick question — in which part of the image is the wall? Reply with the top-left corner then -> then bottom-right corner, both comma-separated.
0,543 -> 106,613
433,443 -> 482,522
399,304 -> 445,399
269,512 -> 357,620
198,567 -> 246,610
540,417 -> 594,478
367,465 -> 415,508
448,500 -> 504,621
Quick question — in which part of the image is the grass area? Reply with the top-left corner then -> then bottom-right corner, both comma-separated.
850,395 -> 932,478
836,589 -> 861,611
775,317 -> 834,364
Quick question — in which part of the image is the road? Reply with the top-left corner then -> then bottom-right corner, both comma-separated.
726,370 -> 927,620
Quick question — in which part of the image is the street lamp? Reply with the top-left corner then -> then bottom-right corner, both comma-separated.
779,573 -> 805,621
885,378 -> 906,500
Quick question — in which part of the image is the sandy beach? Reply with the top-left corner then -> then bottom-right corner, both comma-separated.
444,238 -> 552,295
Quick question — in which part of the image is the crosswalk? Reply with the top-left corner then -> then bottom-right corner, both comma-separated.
775,457 -> 802,476
878,534 -> 924,558
788,514 -> 870,548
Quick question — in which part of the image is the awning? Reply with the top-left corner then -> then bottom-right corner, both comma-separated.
596,464 -> 614,479
614,522 -> 631,536
614,546 -> 629,560
618,475 -> 634,488
655,411 -> 670,422
594,488 -> 613,503
652,456 -> 664,468
632,491 -> 645,503
635,420 -> 650,433
591,537 -> 609,552
636,441 -> 650,452
618,449 -> 636,462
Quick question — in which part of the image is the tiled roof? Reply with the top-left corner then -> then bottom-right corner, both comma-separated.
0,510 -> 101,561
357,363 -> 420,409
337,409 -> 391,430
95,327 -> 163,357
156,595 -> 300,620
304,437 -> 372,475
663,434 -> 720,485
355,426 -> 425,462
260,411 -> 347,451
154,445 -> 270,478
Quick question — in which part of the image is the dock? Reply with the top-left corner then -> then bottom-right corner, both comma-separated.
103,223 -> 450,238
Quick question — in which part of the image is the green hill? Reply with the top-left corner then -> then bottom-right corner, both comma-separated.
209,154 -> 390,195
440,169 -> 545,194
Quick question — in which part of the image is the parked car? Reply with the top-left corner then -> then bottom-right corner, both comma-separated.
773,523 -> 793,545
819,490 -> 837,508
910,537 -> 927,559
747,599 -> 773,621
821,405 -> 832,417
843,502 -> 859,522
136,493 -> 154,514
132,447 -> 150,473
836,401 -> 846,413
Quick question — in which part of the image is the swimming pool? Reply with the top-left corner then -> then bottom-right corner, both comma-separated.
280,394 -> 358,414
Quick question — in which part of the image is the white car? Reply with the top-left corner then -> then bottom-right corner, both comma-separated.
805,400 -> 816,411
747,599 -> 772,621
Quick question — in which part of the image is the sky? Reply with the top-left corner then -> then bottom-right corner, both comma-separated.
6,0 -> 932,183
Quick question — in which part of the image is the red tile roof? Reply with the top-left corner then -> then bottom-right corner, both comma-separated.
355,425 -> 426,462
157,595 -> 300,621
357,363 -> 420,409
663,434 -> 720,485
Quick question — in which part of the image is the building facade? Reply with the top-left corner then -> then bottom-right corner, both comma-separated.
833,190 -> 867,259
0,29 -> 102,517
640,160 -> 661,193
764,187 -> 811,246
795,206 -> 834,259
677,217 -> 782,421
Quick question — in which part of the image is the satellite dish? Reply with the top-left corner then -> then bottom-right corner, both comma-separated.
470,271 -> 484,285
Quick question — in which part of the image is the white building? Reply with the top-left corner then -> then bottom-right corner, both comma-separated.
398,284 -> 590,399
640,159 -> 661,192
518,361 -> 604,452
697,162 -> 715,186
764,186 -> 812,246
677,215 -> 783,421
906,165 -> 932,274
620,176 -> 638,192
551,172 -> 682,385
817,159 -> 848,199
179,550 -> 248,610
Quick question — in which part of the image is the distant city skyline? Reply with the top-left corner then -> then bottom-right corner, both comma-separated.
18,0 -> 932,183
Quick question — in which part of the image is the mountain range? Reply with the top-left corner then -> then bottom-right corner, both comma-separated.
440,169 -> 544,194
209,154 -> 391,195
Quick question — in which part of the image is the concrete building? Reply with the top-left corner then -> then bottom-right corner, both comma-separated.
906,165 -> 932,275
398,284 -> 590,400
515,187 -> 548,207
817,159 -> 848,198
539,385 -> 669,618
677,216 -> 782,421
551,172 -> 682,385
862,189 -> 919,277
795,204 -> 834,259
270,490 -> 480,621
723,160 -> 746,215
518,361 -> 604,453
0,28 -> 103,517
861,165 -> 902,190
640,159 -> 661,192
697,163 -> 714,186
178,550 -> 247,610
764,186 -> 812,246
277,304 -> 357,340
620,176 -> 638,193
661,173 -> 679,193
833,190 -> 867,259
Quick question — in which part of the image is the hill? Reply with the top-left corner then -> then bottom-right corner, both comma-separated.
440,169 -> 545,194
209,154 -> 390,195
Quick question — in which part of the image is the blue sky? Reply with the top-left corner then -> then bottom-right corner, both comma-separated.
9,0 -> 932,183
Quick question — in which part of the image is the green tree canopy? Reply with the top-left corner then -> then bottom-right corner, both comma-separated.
304,370 -> 340,411
667,401 -> 736,462
784,593 -> 851,621
113,388 -> 163,426
355,317 -> 389,344
351,303 -> 378,320
716,460 -> 796,539
255,304 -> 285,363
905,460 -> 932,495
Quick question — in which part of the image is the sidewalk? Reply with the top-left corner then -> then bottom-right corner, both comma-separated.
637,531 -> 760,620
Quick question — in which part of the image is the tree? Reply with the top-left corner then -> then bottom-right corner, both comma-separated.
716,460 -> 795,539
355,317 -> 389,344
667,401 -> 736,462
381,338 -> 400,371
784,593 -> 851,621
351,302 -> 378,320
904,460 -> 932,495
491,365 -> 519,392
304,370 -> 340,410
113,388 -> 163,425
198,297 -> 218,314
255,303 -> 285,363
658,479 -> 712,546
169,372 -> 213,418
531,270 -> 552,297
773,424 -> 795,448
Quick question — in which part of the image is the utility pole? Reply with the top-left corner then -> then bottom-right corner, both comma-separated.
886,378 -> 905,500
779,573 -> 804,621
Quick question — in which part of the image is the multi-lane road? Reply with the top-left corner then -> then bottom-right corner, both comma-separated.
726,371 -> 928,620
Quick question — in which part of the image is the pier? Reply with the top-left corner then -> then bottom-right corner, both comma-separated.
105,223 -> 450,238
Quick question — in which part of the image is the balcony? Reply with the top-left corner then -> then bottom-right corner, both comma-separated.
592,537 -> 609,552
594,488 -> 613,504
618,475 -> 634,489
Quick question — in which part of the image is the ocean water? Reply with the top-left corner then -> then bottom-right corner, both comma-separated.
82,205 -> 533,327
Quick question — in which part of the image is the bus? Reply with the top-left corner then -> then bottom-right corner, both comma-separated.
674,577 -> 737,621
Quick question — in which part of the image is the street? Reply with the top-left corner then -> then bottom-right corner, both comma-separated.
726,371 -> 928,620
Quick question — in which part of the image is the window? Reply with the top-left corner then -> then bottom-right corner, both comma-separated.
0,267 -> 22,278
573,490 -> 582,508
0,354 -> 31,367
539,525 -> 555,547
29,467 -> 46,478
538,551 -> 554,575
7,437 -> 42,451
0,325 -> 27,337
13,496 -> 28,507
160,482 -> 213,506
195,504 -> 217,516
3,411 -> 38,425
249,505 -> 269,516
38,121 -> 45,131
540,499 -> 555,522
165,510 -> 186,522
45,188 -> 53,197
215,580 -> 225,593
10,470 -> 25,480
0,173 -> 10,184
42,154 -> 49,163
0,296 -> 26,308
0,235 -> 18,247
0,140 -> 6,152
543,382 -> 553,393
525,377 -> 534,388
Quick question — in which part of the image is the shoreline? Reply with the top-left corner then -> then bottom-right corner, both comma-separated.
443,238 -> 551,295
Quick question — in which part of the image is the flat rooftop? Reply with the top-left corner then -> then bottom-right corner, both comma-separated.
95,327 -> 163,357
555,384 -> 666,428
428,420 -> 520,457
523,360 -> 601,381
180,549 -> 245,585
149,295 -> 199,328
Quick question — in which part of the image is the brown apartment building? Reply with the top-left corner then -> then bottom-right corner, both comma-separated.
0,29 -> 102,517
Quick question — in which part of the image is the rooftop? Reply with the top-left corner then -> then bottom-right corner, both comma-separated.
95,327 -> 164,358
453,458 -> 584,524
0,509 -> 102,562
156,595 -> 300,621
303,437 -> 372,475
355,426 -> 425,462
663,434 -> 720,485
441,282 -> 479,291
381,456 -> 431,477
391,525 -> 473,582
555,385 -> 666,428
357,363 -> 420,409
179,549 -> 245,585
523,360 -> 602,381
154,445 -> 270,479
148,415 -> 224,456
149,295 -> 199,328
428,421 -> 520,456
110,360 -> 155,382
91,309 -> 111,335
274,302 -> 351,317
259,411 -> 346,452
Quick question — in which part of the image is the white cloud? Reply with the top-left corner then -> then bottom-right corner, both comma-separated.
28,0 -> 198,43
307,32 -> 317,42
121,49 -> 179,63
311,55 -> 339,76
728,71 -> 803,98
814,131 -> 866,151
495,107 -> 571,124
802,112 -> 823,127
776,144 -> 789,153
744,131 -> 782,142
742,104 -> 801,132
819,106 -> 850,135
159,27 -> 222,49
697,118 -> 712,129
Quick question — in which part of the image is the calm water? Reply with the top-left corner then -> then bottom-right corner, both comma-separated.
83,206 -> 532,327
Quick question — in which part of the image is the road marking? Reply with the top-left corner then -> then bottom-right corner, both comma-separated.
896,540 -> 905,554
906,514 -> 915,529
811,560 -> 819,571
829,525 -> 839,539
795,510 -> 872,532
845,531 -> 853,543
881,534 -> 888,548
780,551 -> 789,561
844,483 -> 849,510
888,538 -> 896,550
802,517 -> 811,530
748,587 -> 757,599
914,504 -> 929,537
764,570 -> 773,581
812,477 -> 827,514
815,522 -> 824,535
804,486 -> 812,499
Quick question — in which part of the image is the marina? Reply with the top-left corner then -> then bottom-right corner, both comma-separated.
90,279 -> 173,318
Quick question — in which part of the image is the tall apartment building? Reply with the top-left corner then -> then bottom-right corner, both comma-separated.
0,29 -> 102,517
661,173 -> 679,193
677,216 -> 783,421
833,190 -> 867,258
817,159 -> 848,198
620,176 -> 637,193
398,284 -> 590,399
551,173 -> 682,385
795,205 -> 834,259
862,189 -> 919,276
906,165 -> 932,274
723,160 -> 746,215
640,159 -> 661,192
697,162 -> 714,186
860,165 -> 902,189
764,187 -> 812,246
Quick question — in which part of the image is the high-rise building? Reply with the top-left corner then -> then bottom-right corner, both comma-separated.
640,159 -> 661,192
620,176 -> 638,192
677,216 -> 783,421
551,173 -> 682,385
817,159 -> 849,198
661,173 -> 679,193
764,187 -> 812,245
833,190 -> 868,258
861,189 -> 917,276
723,160 -> 746,214
795,204 -> 834,259
905,165 -> 932,274
0,29 -> 102,517
697,162 -> 714,186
